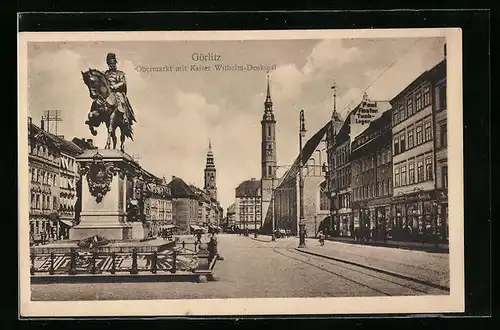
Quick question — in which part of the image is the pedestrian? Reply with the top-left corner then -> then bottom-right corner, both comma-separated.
318,230 -> 325,246
208,232 -> 218,264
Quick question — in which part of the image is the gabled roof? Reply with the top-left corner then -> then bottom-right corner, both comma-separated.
277,122 -> 329,188
235,179 -> 261,198
29,123 -> 83,155
390,59 -> 446,104
167,176 -> 196,198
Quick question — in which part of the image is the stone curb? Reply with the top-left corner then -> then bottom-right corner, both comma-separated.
31,271 -> 213,284
294,248 -> 450,292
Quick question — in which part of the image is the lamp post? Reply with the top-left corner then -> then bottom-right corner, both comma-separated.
298,109 -> 307,248
254,194 -> 258,238
271,176 -> 276,241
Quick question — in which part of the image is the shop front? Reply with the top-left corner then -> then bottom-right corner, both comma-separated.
391,189 -> 446,243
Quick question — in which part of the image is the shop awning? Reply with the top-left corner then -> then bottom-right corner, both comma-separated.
161,224 -> 178,230
59,219 -> 73,227
190,225 -> 202,231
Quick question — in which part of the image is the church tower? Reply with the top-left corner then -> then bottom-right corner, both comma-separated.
260,73 -> 277,230
204,140 -> 217,200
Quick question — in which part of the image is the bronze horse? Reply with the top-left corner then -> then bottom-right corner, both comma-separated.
81,69 -> 134,152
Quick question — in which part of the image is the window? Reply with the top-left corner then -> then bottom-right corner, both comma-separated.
400,134 -> 406,153
53,196 -> 57,210
423,84 -> 431,106
320,185 -> 330,211
408,161 -> 415,184
377,153 -> 381,166
268,166 -> 272,177
417,158 -> 424,182
407,96 -> 414,117
388,179 -> 392,194
393,108 -> 398,125
401,164 -> 407,186
268,126 -> 271,137
399,101 -> 406,121
408,127 -> 414,149
441,122 -> 447,148
394,136 -> 400,155
436,83 -> 447,111
416,91 -> 423,110
424,120 -> 432,142
416,124 -> 423,145
395,166 -> 400,187
425,156 -> 433,180
442,166 -> 448,188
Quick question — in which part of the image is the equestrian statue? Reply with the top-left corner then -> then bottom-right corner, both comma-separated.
81,53 -> 136,152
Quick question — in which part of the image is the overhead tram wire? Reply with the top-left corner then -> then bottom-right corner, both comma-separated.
337,37 -> 425,119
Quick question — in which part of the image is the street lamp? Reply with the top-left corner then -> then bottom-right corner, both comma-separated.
298,109 -> 307,248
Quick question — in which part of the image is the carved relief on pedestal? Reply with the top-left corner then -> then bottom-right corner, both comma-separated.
79,152 -> 119,203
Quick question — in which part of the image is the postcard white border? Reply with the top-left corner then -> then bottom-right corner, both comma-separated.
18,28 -> 464,317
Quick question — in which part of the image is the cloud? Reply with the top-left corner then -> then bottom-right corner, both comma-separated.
26,38 -> 446,212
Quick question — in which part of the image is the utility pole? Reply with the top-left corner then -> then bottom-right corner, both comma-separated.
298,109 -> 307,248
43,110 -> 63,135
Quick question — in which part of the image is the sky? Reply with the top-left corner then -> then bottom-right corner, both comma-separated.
27,36 -> 446,213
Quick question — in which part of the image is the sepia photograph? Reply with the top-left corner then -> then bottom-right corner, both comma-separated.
18,28 -> 464,317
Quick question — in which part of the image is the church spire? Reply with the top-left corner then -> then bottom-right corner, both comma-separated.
264,71 -> 273,110
331,82 -> 342,123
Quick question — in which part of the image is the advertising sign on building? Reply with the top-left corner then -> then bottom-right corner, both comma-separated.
349,93 -> 391,142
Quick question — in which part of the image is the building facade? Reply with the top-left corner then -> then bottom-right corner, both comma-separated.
390,56 -> 447,242
57,138 -> 83,239
269,123 -> 330,237
235,179 -> 261,232
226,202 -> 236,229
168,176 -> 199,234
326,96 -> 391,237
142,175 -> 173,237
28,118 -> 61,244
260,75 -> 278,230
351,110 -> 393,239
433,56 -> 448,242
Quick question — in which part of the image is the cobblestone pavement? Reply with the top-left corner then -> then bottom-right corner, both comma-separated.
293,237 -> 450,289
30,234 -> 449,301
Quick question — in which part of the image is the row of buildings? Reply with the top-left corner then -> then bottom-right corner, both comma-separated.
227,45 -> 448,244
28,118 -> 223,244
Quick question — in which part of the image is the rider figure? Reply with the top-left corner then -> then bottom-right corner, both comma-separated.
104,53 -> 132,127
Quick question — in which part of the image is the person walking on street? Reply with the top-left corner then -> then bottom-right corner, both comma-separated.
318,230 -> 325,246
208,232 -> 218,264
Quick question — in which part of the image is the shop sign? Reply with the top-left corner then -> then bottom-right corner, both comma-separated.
436,189 -> 448,201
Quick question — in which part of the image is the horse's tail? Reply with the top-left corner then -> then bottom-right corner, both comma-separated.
122,121 -> 134,141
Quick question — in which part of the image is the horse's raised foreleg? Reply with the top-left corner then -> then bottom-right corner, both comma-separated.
104,120 -> 111,149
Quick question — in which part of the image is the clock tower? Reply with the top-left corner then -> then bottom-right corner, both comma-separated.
204,140 -> 217,200
260,73 -> 277,230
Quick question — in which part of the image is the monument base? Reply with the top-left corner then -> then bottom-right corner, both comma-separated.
129,222 -> 146,240
69,224 -> 131,241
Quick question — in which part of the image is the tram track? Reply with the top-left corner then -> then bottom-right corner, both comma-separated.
273,248 -> 448,296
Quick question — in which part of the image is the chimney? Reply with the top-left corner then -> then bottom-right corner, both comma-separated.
28,117 -> 32,125
444,43 -> 447,59
172,175 -> 176,181
86,138 -> 93,146
57,135 -> 65,140
41,117 -> 45,131
251,177 -> 256,181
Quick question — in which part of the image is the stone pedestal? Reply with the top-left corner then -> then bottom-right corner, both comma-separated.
70,149 -> 145,241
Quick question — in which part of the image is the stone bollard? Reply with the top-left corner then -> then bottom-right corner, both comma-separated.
130,248 -> 138,275
110,252 -> 116,274
49,252 -> 55,275
151,251 -> 157,274
171,250 -> 177,274
30,253 -> 35,275
68,248 -> 77,275
209,273 -> 219,282
198,275 -> 208,283
90,251 -> 97,274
